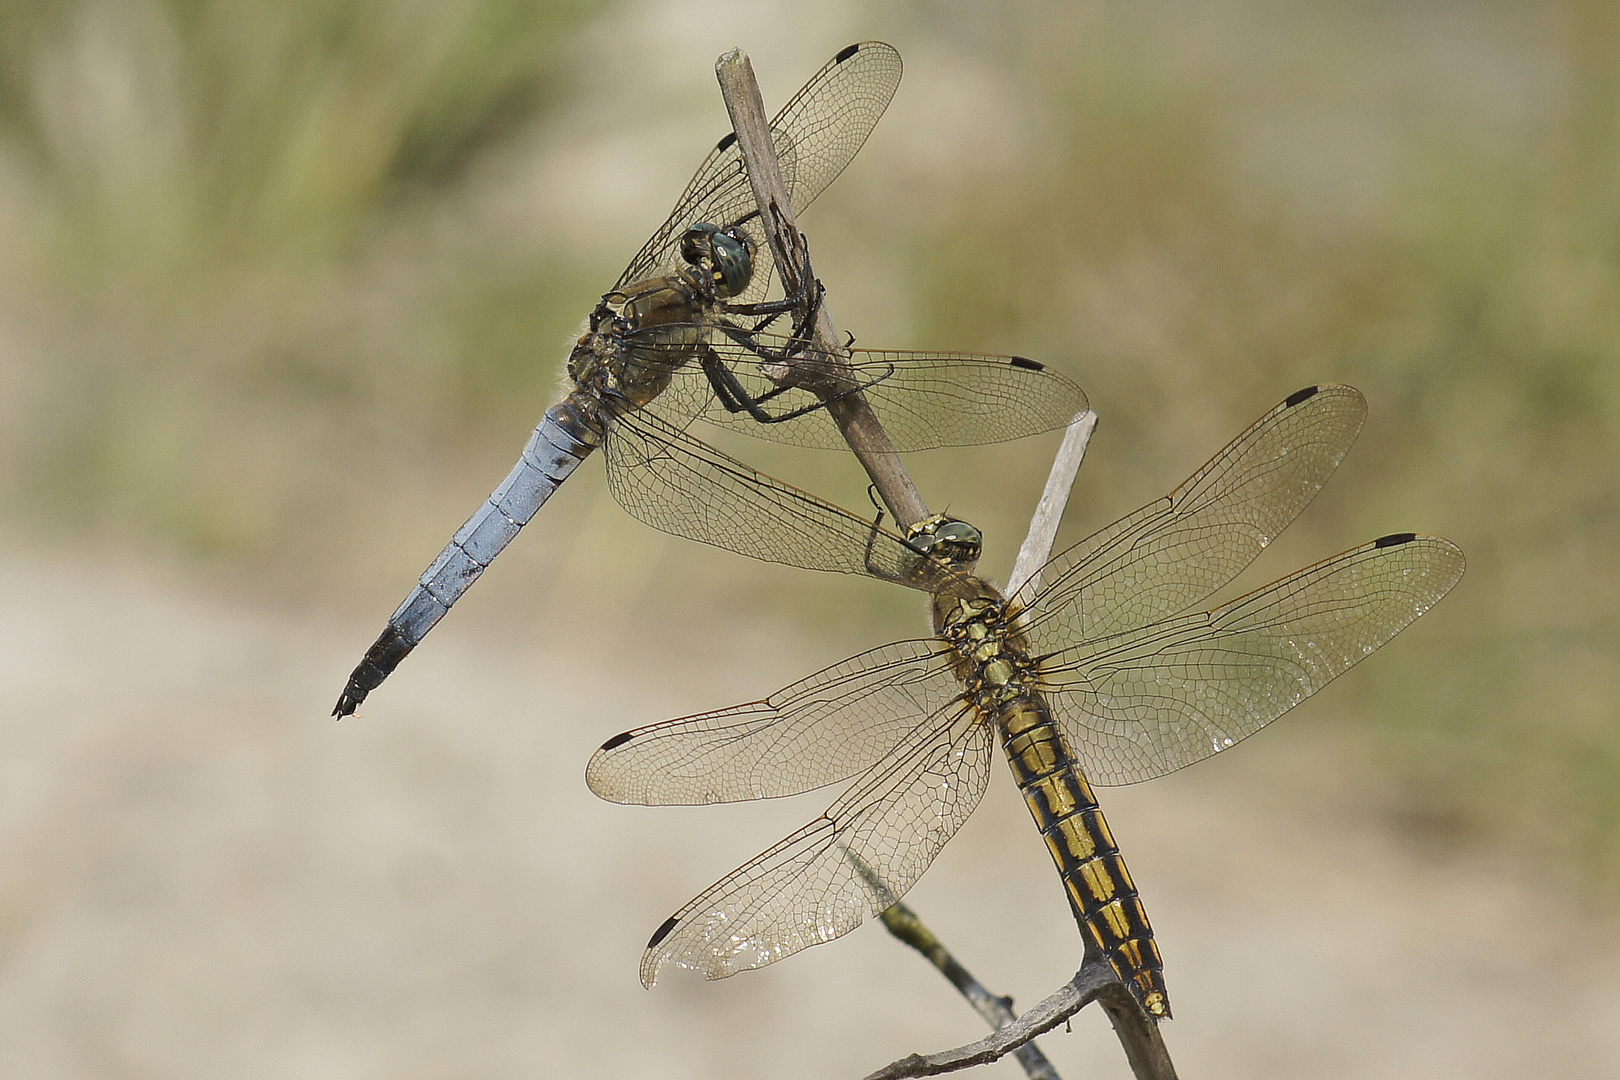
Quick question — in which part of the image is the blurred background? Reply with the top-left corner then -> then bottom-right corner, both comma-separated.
1,0 -> 1616,1076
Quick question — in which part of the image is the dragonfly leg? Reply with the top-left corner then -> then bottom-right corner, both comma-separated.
857,499 -> 935,587
722,296 -> 800,318
722,237 -> 825,332
699,344 -> 790,415
700,337 -> 899,425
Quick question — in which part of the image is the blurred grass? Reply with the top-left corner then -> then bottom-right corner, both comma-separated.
891,1 -> 1620,893
1,0 -> 1617,897
0,0 -> 600,565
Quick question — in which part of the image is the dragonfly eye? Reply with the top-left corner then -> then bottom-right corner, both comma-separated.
907,515 -> 984,568
680,223 -> 754,298
708,228 -> 754,298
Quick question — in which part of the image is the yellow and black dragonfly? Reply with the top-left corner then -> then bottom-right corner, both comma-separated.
588,385 -> 1465,1019
334,42 -> 1085,716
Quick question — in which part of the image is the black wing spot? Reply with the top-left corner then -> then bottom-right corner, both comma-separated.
715,131 -> 737,153
600,731 -> 635,751
1010,356 -> 1044,371
1285,385 -> 1321,408
1375,532 -> 1418,548
648,915 -> 680,949
835,43 -> 860,63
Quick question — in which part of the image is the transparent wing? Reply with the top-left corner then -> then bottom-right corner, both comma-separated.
640,339 -> 1087,451
1016,385 -> 1367,643
1036,534 -> 1465,786
601,407 -> 970,595
586,639 -> 959,805
640,701 -> 992,987
614,42 -> 902,302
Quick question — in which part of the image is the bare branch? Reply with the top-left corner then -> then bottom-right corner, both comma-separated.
1008,410 -> 1097,596
862,960 -> 1115,1080
1093,986 -> 1179,1080
714,49 -> 929,529
878,903 -> 1064,1080
844,845 -> 1062,1080
713,49 -> 1177,1080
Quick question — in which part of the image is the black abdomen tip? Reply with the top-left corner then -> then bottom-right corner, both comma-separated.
1285,385 -> 1321,407
1375,532 -> 1418,548
648,915 -> 680,949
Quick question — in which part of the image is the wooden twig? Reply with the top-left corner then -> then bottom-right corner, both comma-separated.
1008,411 -> 1180,1080
1093,986 -> 1179,1080
714,49 -> 930,530
878,903 -> 1064,1080
1008,410 -> 1097,597
845,845 -> 1062,1080
715,48 -> 1177,1080
862,960 -> 1116,1080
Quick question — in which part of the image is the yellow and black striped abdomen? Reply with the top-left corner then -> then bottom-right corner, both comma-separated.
998,698 -> 1170,1019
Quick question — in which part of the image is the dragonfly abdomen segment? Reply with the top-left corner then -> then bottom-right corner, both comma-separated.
998,698 -> 1170,1020
332,396 -> 601,717
405,399 -> 600,619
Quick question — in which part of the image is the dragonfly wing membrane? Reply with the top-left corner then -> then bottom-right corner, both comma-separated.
688,346 -> 1088,451
587,639 -> 959,804
641,702 -> 992,986
602,408 -> 960,591
614,42 -> 901,301
1018,385 -> 1368,643
1039,534 -> 1466,785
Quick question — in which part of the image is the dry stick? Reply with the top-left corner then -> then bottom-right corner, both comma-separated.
864,963 -> 1116,1080
870,406 -> 1178,1080
844,848 -> 1063,1080
866,412 -> 1096,1080
1008,411 -> 1098,596
714,49 -> 929,530
866,958 -> 1172,1080
715,48 -> 1177,1080
1009,418 -> 1181,1080
715,48 -> 1059,1080
876,903 -> 1063,1080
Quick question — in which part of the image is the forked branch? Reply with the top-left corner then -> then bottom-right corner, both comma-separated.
715,48 -> 1175,1080
862,960 -> 1116,1080
845,847 -> 1063,1080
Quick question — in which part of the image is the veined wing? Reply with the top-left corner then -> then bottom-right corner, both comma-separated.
602,407 -> 972,595
639,700 -> 992,987
1015,385 -> 1367,643
1035,533 -> 1465,786
614,42 -> 902,303
587,639 -> 957,805
643,337 -> 1087,451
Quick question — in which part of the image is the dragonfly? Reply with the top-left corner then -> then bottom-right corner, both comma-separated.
587,385 -> 1465,1020
334,41 -> 1087,717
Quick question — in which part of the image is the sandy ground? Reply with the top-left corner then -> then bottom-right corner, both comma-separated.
2,550 -> 1616,1080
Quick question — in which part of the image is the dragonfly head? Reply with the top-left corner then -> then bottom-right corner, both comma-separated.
906,515 -> 983,571
681,222 -> 754,299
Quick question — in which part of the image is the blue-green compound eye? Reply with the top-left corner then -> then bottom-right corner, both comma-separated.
908,516 -> 983,567
707,229 -> 753,297
679,224 -> 754,298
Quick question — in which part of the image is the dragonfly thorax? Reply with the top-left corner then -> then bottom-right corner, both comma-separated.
936,591 -> 1039,713
571,275 -> 717,410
